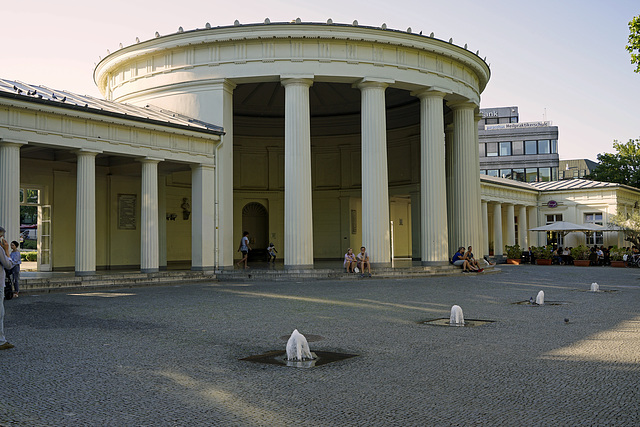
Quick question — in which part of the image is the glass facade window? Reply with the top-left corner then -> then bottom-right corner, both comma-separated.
524,140 -> 537,155
485,118 -> 498,124
480,170 -> 487,175
479,143 -> 485,157
498,117 -> 510,124
559,171 -> 564,179
510,116 -> 518,123
486,142 -> 498,157
499,142 -> 512,156
486,169 -> 499,177
526,168 -> 538,182
512,168 -> 525,181
512,141 -> 523,155
500,169 -> 512,179
538,140 -> 550,154
551,139 -> 558,153
539,167 -> 551,182
552,167 -> 558,181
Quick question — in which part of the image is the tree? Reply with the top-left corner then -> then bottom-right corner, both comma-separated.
610,211 -> 640,248
628,15 -> 640,73
590,138 -> 640,188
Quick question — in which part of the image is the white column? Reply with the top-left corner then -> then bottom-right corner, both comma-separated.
492,203 -> 503,257
416,89 -> 449,265
518,205 -> 528,248
0,141 -> 22,243
473,112 -> 484,258
445,124 -> 455,254
528,206 -> 538,247
358,79 -> 392,267
482,201 -> 489,256
158,173 -> 167,270
282,76 -> 314,268
505,204 -> 516,247
449,101 -> 480,252
191,164 -> 216,271
140,158 -> 161,273
76,150 -> 100,275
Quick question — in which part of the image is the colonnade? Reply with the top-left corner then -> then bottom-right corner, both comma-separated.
482,201 -> 538,256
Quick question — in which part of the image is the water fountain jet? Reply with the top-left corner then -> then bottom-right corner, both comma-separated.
285,329 -> 316,361
449,305 -> 465,325
590,282 -> 599,292
536,290 -> 545,305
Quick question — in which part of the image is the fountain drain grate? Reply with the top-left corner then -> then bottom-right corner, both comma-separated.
240,350 -> 358,368
513,300 -> 570,306
420,318 -> 495,327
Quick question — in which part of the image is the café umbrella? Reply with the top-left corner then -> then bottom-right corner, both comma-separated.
529,221 -> 605,238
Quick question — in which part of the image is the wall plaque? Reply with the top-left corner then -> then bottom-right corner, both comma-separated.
118,194 -> 137,230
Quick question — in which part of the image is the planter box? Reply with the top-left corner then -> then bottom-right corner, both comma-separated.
536,259 -> 552,265
506,259 -> 521,265
573,260 -> 590,267
610,260 -> 626,268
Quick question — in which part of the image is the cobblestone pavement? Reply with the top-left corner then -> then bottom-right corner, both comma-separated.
1,265 -> 639,426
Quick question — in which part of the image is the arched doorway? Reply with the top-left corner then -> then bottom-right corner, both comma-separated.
242,202 -> 268,261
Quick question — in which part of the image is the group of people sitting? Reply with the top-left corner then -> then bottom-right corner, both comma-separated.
451,246 -> 485,273
344,246 -> 372,277
550,245 -> 612,266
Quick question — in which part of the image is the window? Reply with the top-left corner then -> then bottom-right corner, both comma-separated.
499,142 -> 512,156
498,117 -> 510,124
479,143 -> 485,157
486,169 -> 499,177
526,168 -> 538,182
512,168 -> 525,182
559,171 -> 564,179
486,143 -> 498,157
539,167 -> 551,182
524,140 -> 537,155
485,118 -> 498,125
480,170 -> 487,175
552,167 -> 558,181
500,169 -> 512,179
546,214 -> 564,246
585,213 -> 603,245
512,141 -> 523,155
510,116 -> 518,123
573,170 -> 579,178
538,140 -> 550,154
551,139 -> 558,154
579,169 -> 586,178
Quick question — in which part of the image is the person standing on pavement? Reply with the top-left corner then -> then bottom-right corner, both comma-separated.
236,231 -> 251,269
8,241 -> 20,298
0,226 -> 15,350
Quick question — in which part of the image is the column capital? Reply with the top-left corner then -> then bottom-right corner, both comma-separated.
411,87 -> 451,99
0,138 -> 27,147
447,99 -> 478,111
138,156 -> 164,164
75,148 -> 102,157
280,75 -> 314,87
354,77 -> 394,90
191,163 -> 216,172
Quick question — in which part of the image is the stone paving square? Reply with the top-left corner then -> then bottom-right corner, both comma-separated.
1,265 -> 639,426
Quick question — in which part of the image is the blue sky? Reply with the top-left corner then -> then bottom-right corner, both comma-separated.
2,0 -> 638,161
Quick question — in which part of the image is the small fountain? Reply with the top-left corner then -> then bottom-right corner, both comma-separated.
590,282 -> 599,292
536,290 -> 545,306
449,305 -> 465,325
285,329 -> 316,361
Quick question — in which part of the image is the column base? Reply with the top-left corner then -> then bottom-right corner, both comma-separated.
421,260 -> 451,267
75,270 -> 95,277
370,262 -> 392,269
284,264 -> 315,270
141,268 -> 159,274
191,266 -> 215,272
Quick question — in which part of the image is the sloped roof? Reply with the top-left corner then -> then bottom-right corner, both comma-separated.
529,179 -> 620,191
0,78 -> 223,136
480,174 -> 538,191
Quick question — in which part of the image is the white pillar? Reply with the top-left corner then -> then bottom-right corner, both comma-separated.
505,204 -> 516,247
76,150 -> 99,275
482,201 -> 489,256
518,205 -> 528,248
445,124 -> 455,254
415,89 -> 449,265
140,158 -> 161,273
358,79 -> 392,266
473,112 -> 484,258
191,164 -> 216,271
449,101 -> 480,252
0,141 -> 22,243
492,203 -> 503,257
282,76 -> 314,268
158,173 -> 167,269
528,206 -> 538,248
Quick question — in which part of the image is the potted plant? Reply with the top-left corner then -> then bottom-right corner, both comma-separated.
505,244 -> 522,264
571,244 -> 591,266
609,246 -> 628,267
532,245 -> 553,265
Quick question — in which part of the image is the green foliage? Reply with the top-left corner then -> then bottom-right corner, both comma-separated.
505,244 -> 522,259
609,246 -> 628,261
21,240 -> 36,250
21,251 -> 37,262
532,245 -> 553,260
627,15 -> 640,73
590,138 -> 640,188
571,245 -> 591,261
610,211 -> 640,248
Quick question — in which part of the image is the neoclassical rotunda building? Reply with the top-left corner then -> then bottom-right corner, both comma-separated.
94,20 -> 491,269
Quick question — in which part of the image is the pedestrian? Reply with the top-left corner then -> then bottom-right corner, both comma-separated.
357,246 -> 372,277
8,241 -> 20,298
0,226 -> 16,350
236,231 -> 251,269
267,242 -> 277,263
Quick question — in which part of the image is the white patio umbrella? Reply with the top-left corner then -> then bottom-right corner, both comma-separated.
529,221 -> 604,238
